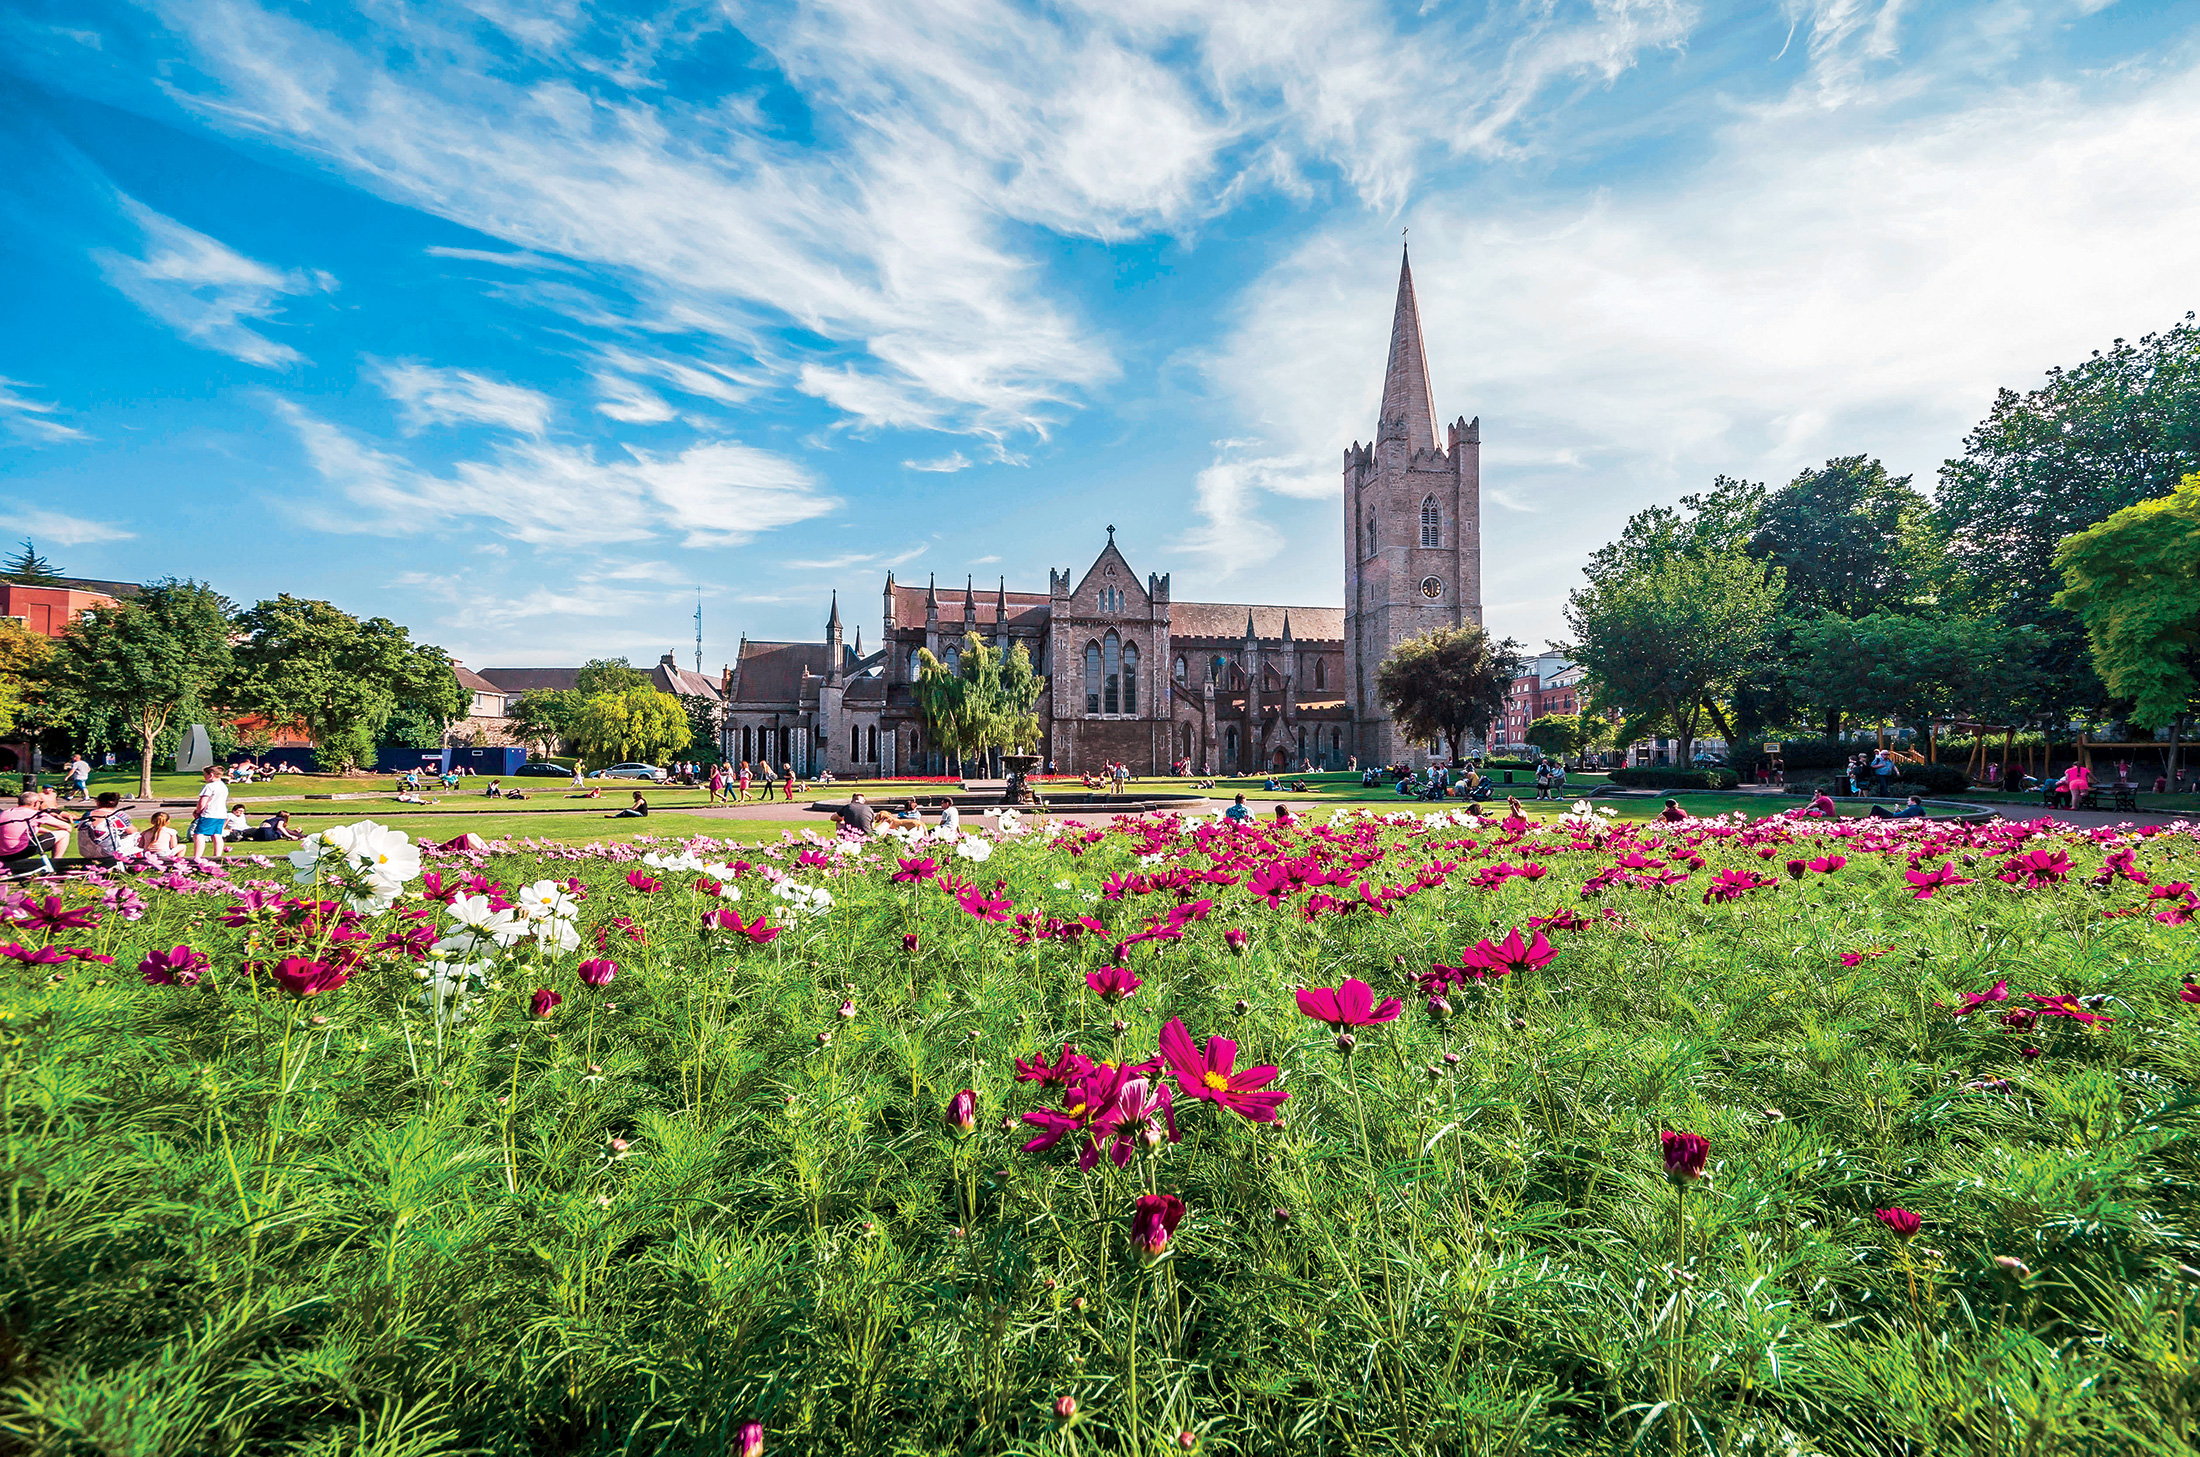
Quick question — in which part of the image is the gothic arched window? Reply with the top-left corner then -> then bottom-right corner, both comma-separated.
1314,658 -> 1326,690
907,650 -> 921,680
850,725 -> 860,759
1084,642 -> 1103,715
1210,654 -> 1227,684
1173,656 -> 1187,685
1226,726 -> 1239,767
945,645 -> 961,670
1122,641 -> 1139,714
1103,630 -> 1122,715
1421,496 -> 1441,548
1365,512 -> 1377,556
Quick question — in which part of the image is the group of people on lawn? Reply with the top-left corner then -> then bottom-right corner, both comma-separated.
1,764 -> 304,872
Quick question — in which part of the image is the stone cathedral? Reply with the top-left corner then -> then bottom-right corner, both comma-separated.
718,248 -> 1483,777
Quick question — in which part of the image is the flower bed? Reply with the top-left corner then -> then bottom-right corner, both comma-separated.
4,805 -> 2198,1454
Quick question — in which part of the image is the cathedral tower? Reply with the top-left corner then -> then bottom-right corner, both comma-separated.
1344,245 -> 1482,767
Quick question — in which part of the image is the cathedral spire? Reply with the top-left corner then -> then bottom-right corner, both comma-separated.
1378,244 -> 1439,455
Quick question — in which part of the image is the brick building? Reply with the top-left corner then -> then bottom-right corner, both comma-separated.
1490,653 -> 1585,752
0,576 -> 137,638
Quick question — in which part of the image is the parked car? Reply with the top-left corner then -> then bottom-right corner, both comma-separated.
595,763 -> 667,781
514,762 -> 576,777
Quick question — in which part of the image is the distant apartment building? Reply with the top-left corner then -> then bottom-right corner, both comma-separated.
1490,652 -> 1585,752
0,576 -> 137,637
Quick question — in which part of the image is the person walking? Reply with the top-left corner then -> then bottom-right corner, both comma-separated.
736,760 -> 753,802
190,766 -> 230,859
707,763 -> 727,805
780,761 -> 796,802
63,753 -> 91,803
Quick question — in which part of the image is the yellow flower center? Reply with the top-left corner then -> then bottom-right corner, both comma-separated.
1203,1071 -> 1230,1091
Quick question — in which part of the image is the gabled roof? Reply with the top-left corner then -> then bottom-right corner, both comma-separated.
730,640 -> 833,705
1169,603 -> 1345,642
651,657 -> 721,700
451,663 -> 501,694
476,667 -> 581,694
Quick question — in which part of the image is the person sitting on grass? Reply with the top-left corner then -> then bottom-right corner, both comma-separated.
224,806 -> 252,840
483,780 -> 503,798
503,789 -> 528,802
138,810 -> 179,857
607,790 -> 650,819
249,810 -> 304,842
1272,802 -> 1296,825
1870,795 -> 1929,820
1224,792 -> 1254,823
1658,798 -> 1689,822
75,792 -> 135,862
395,787 -> 430,805
835,792 -> 875,836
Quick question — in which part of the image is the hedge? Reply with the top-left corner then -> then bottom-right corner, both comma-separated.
1607,766 -> 1740,791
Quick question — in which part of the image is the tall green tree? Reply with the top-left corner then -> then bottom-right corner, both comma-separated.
1523,711 -> 1585,761
576,658 -> 649,697
911,633 -> 1045,774
2054,473 -> 2200,729
1751,456 -> 1933,618
45,579 -> 233,797
1566,545 -> 1784,766
507,690 -> 582,759
1373,625 -> 1523,765
0,618 -> 55,742
1,540 -> 63,586
1936,313 -> 2200,712
570,686 -> 689,767
677,693 -> 720,762
1785,613 -> 2029,736
228,596 -> 462,773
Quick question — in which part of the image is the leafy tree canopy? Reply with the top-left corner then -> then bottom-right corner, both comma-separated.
1373,624 -> 1523,765
912,634 -> 1045,771
508,690 -> 583,759
0,617 -> 55,741
576,658 -> 650,698
1523,712 -> 1585,760
2054,473 -> 2200,728
1784,612 -> 2031,732
229,596 -> 461,773
570,686 -> 689,768
46,579 -> 234,797
1751,456 -> 1934,618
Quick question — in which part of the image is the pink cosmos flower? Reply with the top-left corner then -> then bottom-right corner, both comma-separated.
1839,947 -> 1893,967
1998,849 -> 2072,888
1131,1193 -> 1186,1261
1703,868 -> 1778,904
1223,928 -> 1249,954
1905,862 -> 1974,899
1085,965 -> 1142,1000
269,957 -> 350,999
956,884 -> 1014,922
1015,1045 -> 1094,1086
530,988 -> 563,1019
945,1088 -> 977,1134
10,896 -> 99,933
1460,927 -> 1558,976
2024,992 -> 2112,1026
2182,981 -> 2200,1005
138,945 -> 209,986
578,958 -> 618,988
1807,855 -> 1848,874
1873,1207 -> 1922,1238
702,908 -> 780,945
625,870 -> 662,893
0,943 -> 68,966
1950,980 -> 2009,1016
1294,978 -> 1402,1027
736,1422 -> 764,1457
893,857 -> 938,883
1660,1130 -> 1709,1183
1157,1018 -> 1288,1122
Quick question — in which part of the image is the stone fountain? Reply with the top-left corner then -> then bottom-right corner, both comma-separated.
1001,753 -> 1042,806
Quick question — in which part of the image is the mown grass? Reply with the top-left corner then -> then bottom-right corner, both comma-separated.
3,810 -> 2198,1456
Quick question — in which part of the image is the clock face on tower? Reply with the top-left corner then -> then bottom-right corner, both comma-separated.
1419,576 -> 1443,600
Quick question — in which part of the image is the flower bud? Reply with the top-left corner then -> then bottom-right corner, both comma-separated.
1111,1018 -> 1129,1034
1223,929 -> 1248,954
902,932 -> 921,952
1442,1050 -> 1461,1066
1233,998 -> 1250,1015
735,1422 -> 764,1457
838,1000 -> 856,1019
1334,1031 -> 1355,1055
815,1031 -> 831,1046
1994,1255 -> 2031,1281
1054,1396 -> 1077,1421
945,1088 -> 977,1135
1425,995 -> 1452,1020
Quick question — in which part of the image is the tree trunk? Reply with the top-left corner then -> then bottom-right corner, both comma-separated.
138,728 -> 156,801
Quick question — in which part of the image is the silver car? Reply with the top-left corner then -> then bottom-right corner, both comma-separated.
594,763 -> 666,781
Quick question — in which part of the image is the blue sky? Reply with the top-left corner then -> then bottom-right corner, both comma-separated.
4,0 -> 2197,671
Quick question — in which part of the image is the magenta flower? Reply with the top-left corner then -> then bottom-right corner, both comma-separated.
1098,1077 -> 1179,1167
625,870 -> 662,893
1223,928 -> 1249,954
1949,979 -> 2009,1017
703,908 -> 781,945
945,1088 -> 977,1135
901,931 -> 921,953
2025,991 -> 2112,1026
956,884 -> 1014,922
530,987 -> 563,1018
1015,1045 -> 1094,1086
1873,1207 -> 1922,1239
1130,1192 -> 1186,1261
1,942 -> 68,966
1085,965 -> 1143,1001
1839,947 -> 1891,967
1807,855 -> 1847,873
578,958 -> 618,988
736,1422 -> 764,1457
138,945 -> 209,986
10,896 -> 99,933
1998,849 -> 2072,888
2182,981 -> 2200,1004
1157,1018 -> 1288,1122
1294,978 -> 1402,1027
269,957 -> 350,999
1660,1129 -> 1709,1184
1905,862 -> 1973,899
1462,927 -> 1558,976
893,856 -> 937,883
1703,868 -> 1778,904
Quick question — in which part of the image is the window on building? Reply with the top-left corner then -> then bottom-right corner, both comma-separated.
1122,641 -> 1139,714
850,724 -> 860,759
1084,642 -> 1102,715
1173,656 -> 1187,684
866,725 -> 877,762
1313,658 -> 1326,690
1210,654 -> 1226,684
908,650 -> 921,679
1226,725 -> 1238,767
1102,630 -> 1122,715
1421,496 -> 1441,548
945,645 -> 960,670
1365,512 -> 1377,556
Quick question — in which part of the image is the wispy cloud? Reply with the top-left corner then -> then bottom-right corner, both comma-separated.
374,361 -> 555,435
0,378 -> 89,443
903,451 -> 972,473
93,195 -> 322,366
279,402 -> 835,549
784,545 -> 927,571
10,506 -> 134,546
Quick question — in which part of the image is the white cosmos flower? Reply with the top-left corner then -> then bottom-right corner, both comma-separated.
531,917 -> 582,953
996,809 -> 1025,836
514,879 -> 576,921
448,895 -> 504,931
955,837 -> 993,863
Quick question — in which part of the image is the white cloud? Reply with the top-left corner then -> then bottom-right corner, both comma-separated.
94,196 -> 320,366
0,378 -> 89,443
903,451 -> 972,473
128,0 -> 1692,439
374,361 -> 555,435
591,374 -> 676,424
784,545 -> 926,571
278,402 -> 835,548
1198,46 -> 2200,642
9,506 -> 134,546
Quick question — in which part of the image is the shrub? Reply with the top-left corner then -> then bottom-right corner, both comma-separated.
1607,766 -> 1740,791
1896,762 -> 1972,795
